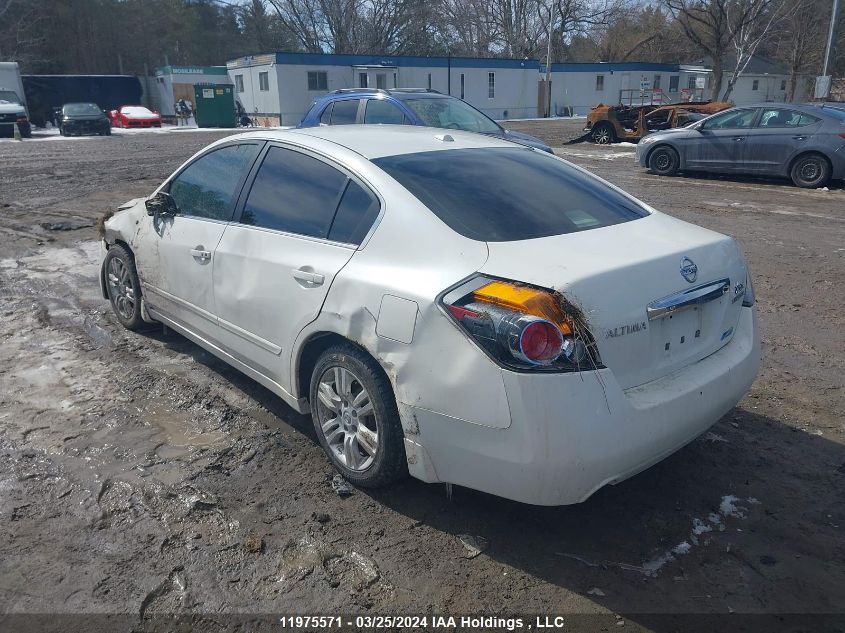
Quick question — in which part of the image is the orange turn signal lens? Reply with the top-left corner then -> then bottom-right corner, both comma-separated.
472,280 -> 572,335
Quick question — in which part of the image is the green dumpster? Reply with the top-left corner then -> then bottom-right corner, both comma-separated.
193,83 -> 236,128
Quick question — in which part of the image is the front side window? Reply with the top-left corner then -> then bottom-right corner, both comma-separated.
259,72 -> 269,91
488,72 -> 495,98
374,148 -> 647,242
168,144 -> 260,221
701,108 -> 757,130
330,99 -> 359,125
235,75 -> 244,93
320,103 -> 333,125
363,99 -> 405,124
596,75 -> 604,91
240,147 -> 347,238
308,71 -> 328,91
404,98 -> 500,134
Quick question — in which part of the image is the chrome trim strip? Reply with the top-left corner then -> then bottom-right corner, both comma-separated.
218,315 -> 283,355
141,283 -> 217,324
647,278 -> 731,321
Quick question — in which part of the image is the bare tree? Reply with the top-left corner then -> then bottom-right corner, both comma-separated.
721,0 -> 788,100
771,0 -> 828,100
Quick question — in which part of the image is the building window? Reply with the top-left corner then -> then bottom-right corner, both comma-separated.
780,79 -> 787,91
596,75 -> 604,91
376,73 -> 386,90
358,72 -> 368,88
653,75 -> 661,90
669,75 -> 679,92
307,71 -> 328,91
752,79 -> 759,91
258,72 -> 269,91
488,72 -> 495,98
427,73 -> 432,90
235,74 -> 244,93
688,75 -> 697,90
460,73 -> 465,99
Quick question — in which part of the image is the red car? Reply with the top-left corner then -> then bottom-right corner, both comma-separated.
109,106 -> 162,128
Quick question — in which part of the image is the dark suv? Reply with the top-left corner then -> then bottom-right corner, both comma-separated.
298,89 -> 553,153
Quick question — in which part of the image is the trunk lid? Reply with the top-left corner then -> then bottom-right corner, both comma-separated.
480,213 -> 747,389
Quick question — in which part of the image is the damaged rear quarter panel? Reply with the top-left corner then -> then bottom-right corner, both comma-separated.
292,171 -> 512,431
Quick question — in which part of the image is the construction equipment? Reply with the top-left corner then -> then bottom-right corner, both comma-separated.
580,101 -> 732,144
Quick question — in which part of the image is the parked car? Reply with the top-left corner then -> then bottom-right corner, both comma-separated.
58,102 -> 111,136
584,101 -> 732,144
100,126 -> 759,506
637,103 -> 845,188
108,105 -> 162,129
299,89 -> 553,153
0,88 -> 31,138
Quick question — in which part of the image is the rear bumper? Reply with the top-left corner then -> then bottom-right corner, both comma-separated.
411,307 -> 760,505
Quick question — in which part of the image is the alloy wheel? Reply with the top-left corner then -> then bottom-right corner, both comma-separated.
316,366 -> 379,471
107,257 -> 136,321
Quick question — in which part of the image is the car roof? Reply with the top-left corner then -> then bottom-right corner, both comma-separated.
227,125 -> 518,159
318,89 -> 448,101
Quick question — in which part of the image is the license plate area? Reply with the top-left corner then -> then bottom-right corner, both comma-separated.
652,306 -> 707,360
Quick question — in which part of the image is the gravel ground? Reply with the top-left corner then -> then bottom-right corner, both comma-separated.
0,123 -> 843,632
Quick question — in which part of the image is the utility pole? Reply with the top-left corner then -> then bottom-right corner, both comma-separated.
822,0 -> 839,78
545,4 -> 554,117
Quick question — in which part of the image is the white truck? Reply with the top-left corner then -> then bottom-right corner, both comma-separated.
0,61 -> 32,138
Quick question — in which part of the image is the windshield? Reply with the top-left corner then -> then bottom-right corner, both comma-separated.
0,90 -> 22,105
63,103 -> 102,116
374,148 -> 648,242
404,98 -> 501,134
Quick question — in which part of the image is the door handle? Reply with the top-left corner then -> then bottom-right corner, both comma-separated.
291,268 -> 325,285
792,136 -> 806,140
732,137 -> 744,142
190,247 -> 211,261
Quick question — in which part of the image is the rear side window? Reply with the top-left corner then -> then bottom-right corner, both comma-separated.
168,144 -> 260,221
373,148 -> 647,242
328,180 -> 380,244
330,99 -> 359,125
240,147 -> 347,238
759,109 -> 821,127
364,99 -> 405,124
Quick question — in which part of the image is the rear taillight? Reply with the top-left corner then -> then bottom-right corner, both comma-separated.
16,115 -> 27,124
440,276 -> 599,372
839,132 -> 845,140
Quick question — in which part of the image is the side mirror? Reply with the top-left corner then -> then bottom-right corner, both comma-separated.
145,192 -> 179,217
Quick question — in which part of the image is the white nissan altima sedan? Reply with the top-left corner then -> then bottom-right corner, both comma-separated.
100,126 -> 760,506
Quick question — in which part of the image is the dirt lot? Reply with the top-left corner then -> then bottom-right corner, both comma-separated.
0,122 -> 843,632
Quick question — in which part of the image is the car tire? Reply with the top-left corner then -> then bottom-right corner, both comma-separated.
790,153 -> 830,188
648,145 -> 680,176
59,127 -> 65,136
592,122 -> 615,145
103,244 -> 145,331
310,343 -> 408,488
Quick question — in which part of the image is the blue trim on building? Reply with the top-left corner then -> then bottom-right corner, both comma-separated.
547,62 -> 680,73
231,52 -> 539,70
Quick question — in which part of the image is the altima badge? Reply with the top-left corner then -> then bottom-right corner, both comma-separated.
680,257 -> 698,283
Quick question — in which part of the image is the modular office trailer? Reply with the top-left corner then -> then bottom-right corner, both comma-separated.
227,52 -> 541,126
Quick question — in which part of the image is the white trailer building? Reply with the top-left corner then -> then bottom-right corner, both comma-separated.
227,52 -> 540,125
548,57 -> 806,116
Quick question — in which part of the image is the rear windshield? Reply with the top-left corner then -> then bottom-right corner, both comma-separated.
373,148 -> 648,241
